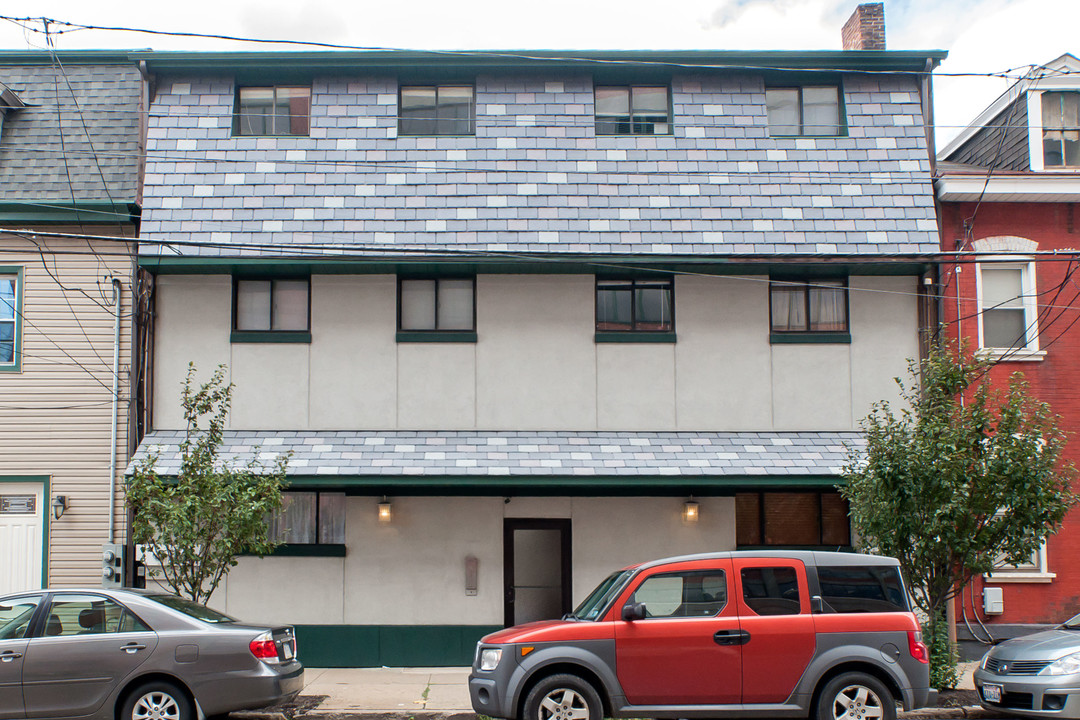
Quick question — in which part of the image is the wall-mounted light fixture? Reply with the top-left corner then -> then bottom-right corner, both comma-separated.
682,497 -> 699,524
52,495 -> 68,520
378,496 -> 393,524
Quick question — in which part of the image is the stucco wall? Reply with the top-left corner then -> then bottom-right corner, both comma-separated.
152,272 -> 918,432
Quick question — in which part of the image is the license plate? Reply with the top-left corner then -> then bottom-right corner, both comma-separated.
282,643 -> 294,660
982,683 -> 1002,703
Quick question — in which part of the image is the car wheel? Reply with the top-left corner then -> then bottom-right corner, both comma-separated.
523,673 -> 602,720
815,672 -> 896,720
121,681 -> 193,720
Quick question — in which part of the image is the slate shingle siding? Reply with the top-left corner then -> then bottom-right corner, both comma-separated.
140,70 -> 938,256
0,63 -> 142,203
945,96 -> 1030,171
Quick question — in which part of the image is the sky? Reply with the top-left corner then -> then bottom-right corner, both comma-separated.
0,0 -> 1077,150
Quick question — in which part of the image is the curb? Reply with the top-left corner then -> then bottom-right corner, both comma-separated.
236,709 -> 1013,720
900,707 -> 1012,719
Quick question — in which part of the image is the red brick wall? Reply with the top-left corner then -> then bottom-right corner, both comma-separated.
842,3 -> 886,51
941,201 -> 1080,625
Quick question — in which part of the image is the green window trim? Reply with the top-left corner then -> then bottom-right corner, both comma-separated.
764,82 -> 848,138
230,330 -> 312,344
770,332 -> 851,344
595,331 -> 677,343
0,266 -> 24,373
242,543 -> 346,558
396,331 -> 477,343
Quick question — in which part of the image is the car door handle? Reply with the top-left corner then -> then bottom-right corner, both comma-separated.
713,629 -> 751,646
0,651 -> 22,662
120,643 -> 147,654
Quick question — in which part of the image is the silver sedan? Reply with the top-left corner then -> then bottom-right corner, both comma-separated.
974,612 -> 1080,718
0,588 -> 303,720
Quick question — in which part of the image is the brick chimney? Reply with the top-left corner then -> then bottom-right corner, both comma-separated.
842,3 -> 885,50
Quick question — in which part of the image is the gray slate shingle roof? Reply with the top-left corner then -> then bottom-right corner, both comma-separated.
130,430 -> 863,478
0,63 -> 142,204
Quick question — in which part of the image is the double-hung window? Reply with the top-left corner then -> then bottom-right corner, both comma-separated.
268,491 -> 346,553
399,86 -> 475,136
0,271 -> 19,369
977,263 -> 1038,353
595,277 -> 675,340
1042,91 -> 1080,168
595,86 -> 670,135
766,85 -> 842,136
769,279 -> 848,342
235,86 -> 311,136
398,277 -> 476,341
232,278 -> 310,342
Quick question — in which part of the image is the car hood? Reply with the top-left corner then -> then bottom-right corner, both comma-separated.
994,629 -> 1080,661
482,620 -> 570,644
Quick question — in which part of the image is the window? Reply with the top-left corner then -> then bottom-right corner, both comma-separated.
235,87 -> 311,137
41,594 -> 149,636
233,278 -> 310,341
766,86 -> 842,136
268,491 -> 345,545
978,264 -> 1037,351
596,278 -> 674,336
736,491 -> 851,547
769,279 -> 848,340
1042,92 -> 1080,167
630,570 -> 728,618
0,271 -> 19,369
0,594 -> 40,640
399,86 -> 474,136
594,86 -> 670,135
398,277 -> 476,339
987,543 -> 1053,582
817,566 -> 909,613
740,566 -> 801,616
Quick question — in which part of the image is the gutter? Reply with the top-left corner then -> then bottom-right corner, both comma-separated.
108,278 -> 122,543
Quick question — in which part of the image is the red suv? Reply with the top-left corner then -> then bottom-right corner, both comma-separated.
469,551 -> 933,720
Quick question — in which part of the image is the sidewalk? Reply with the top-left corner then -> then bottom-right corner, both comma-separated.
243,661 -> 1005,720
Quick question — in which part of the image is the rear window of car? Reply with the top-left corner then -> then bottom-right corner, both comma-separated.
146,595 -> 236,623
817,565 -> 908,613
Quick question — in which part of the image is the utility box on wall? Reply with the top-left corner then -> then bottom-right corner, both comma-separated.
984,586 -> 1005,615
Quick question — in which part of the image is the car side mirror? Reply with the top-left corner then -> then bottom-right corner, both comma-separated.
622,602 -> 646,621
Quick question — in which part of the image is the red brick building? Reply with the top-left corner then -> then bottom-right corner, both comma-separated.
937,54 -> 1080,643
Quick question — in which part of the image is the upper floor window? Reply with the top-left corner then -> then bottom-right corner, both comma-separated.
978,263 -> 1037,351
233,278 -> 310,335
766,85 -> 842,137
399,86 -> 475,136
1042,91 -> 1080,167
595,86 -> 670,135
235,87 -> 311,137
596,278 -> 674,334
769,279 -> 848,339
0,271 -> 20,369
398,277 -> 476,337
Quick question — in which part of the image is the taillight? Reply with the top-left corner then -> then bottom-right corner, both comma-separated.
909,630 -> 929,664
250,631 -> 278,661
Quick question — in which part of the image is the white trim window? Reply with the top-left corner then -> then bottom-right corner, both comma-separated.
986,543 -> 1054,584
976,260 -> 1042,359
1041,91 -> 1080,168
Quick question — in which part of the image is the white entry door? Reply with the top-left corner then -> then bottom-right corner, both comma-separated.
0,483 -> 45,593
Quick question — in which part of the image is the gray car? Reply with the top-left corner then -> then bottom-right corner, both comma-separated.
974,612 -> 1080,718
0,588 -> 303,720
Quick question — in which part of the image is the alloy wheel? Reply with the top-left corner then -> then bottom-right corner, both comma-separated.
132,691 -> 181,720
538,688 -> 591,720
830,683 -> 884,720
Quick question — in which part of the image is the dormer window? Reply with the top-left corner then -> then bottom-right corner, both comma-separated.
1042,91 -> 1080,167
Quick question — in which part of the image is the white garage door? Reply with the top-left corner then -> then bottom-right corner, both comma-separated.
0,483 -> 44,594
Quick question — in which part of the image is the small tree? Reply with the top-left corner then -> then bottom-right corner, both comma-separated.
842,339 -> 1077,687
128,363 -> 288,604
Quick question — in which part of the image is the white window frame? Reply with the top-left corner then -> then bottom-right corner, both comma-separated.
975,258 -> 1045,361
985,542 -> 1054,584
1028,86 -> 1080,173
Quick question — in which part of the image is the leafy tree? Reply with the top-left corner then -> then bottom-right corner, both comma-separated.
127,363 -> 288,604
842,339 -> 1077,686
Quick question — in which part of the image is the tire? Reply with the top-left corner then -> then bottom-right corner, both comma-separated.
522,673 -> 603,720
121,681 -> 193,720
815,672 -> 896,720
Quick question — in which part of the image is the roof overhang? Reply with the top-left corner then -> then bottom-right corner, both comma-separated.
935,172 -> 1080,202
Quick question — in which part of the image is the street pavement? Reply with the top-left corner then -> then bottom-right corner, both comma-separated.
237,661 -> 1012,720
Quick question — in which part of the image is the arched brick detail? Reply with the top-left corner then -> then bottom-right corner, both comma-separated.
973,235 -> 1038,253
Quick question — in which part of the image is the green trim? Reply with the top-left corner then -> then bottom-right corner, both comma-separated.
770,332 -> 851,344
0,202 -> 139,224
0,475 -> 50,588
595,331 -> 676,343
242,544 -> 346,557
230,331 -> 311,344
0,51 -> 136,65
293,624 -> 500,667
0,267 -> 24,373
396,331 -> 477,343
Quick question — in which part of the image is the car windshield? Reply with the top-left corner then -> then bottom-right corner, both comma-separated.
571,569 -> 635,621
1064,613 -> 1080,630
146,594 -> 237,624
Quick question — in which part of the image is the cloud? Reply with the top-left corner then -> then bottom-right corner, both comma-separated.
237,2 -> 350,43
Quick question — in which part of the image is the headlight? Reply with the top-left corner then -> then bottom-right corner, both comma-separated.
480,647 -> 503,671
1040,651 -> 1080,676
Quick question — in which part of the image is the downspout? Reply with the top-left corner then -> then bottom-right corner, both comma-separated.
109,277 -> 122,544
